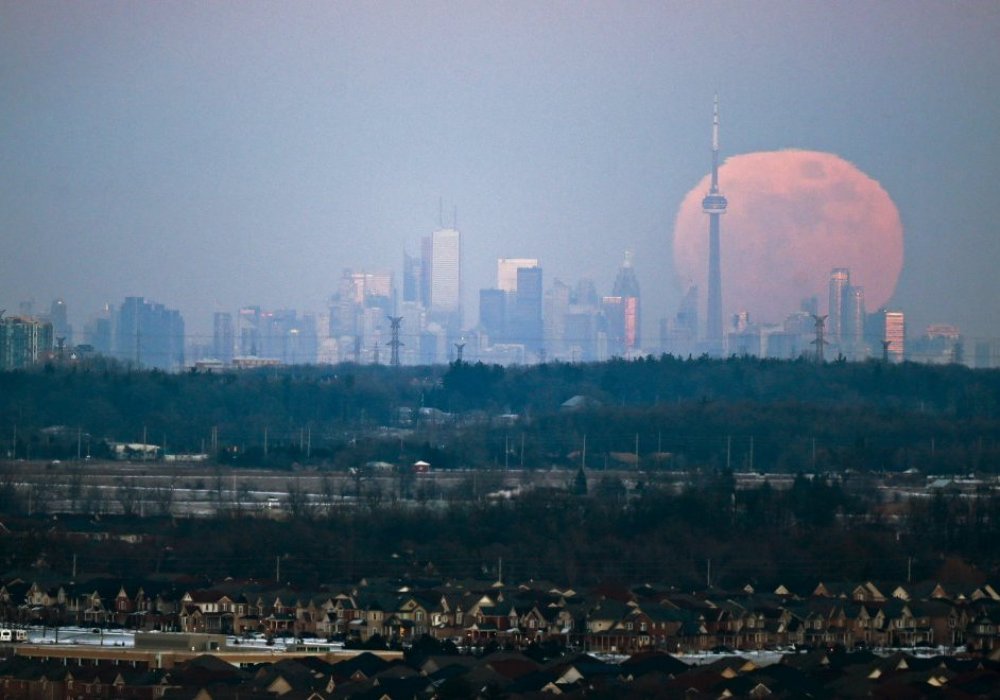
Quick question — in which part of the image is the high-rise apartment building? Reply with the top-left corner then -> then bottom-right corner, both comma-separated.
0,316 -> 53,370
114,297 -> 185,371
213,312 -> 235,365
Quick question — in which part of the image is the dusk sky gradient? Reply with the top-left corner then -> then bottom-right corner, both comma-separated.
3,1 -> 999,342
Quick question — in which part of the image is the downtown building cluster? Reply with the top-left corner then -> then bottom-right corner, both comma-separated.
136,229 -> 645,370
4,249 -> 987,372
4,101 -> 989,371
661,268 -> 922,366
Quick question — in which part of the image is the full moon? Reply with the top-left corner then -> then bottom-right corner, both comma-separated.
672,150 -> 903,328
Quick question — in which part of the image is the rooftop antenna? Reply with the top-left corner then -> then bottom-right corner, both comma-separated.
810,314 -> 828,363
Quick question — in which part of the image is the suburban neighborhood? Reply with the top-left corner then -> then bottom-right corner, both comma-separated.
2,569 -> 1000,698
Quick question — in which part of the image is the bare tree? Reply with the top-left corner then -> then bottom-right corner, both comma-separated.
286,478 -> 315,520
320,473 -> 337,518
66,466 -> 84,510
83,484 -> 105,514
115,477 -> 142,516
149,478 -> 175,516
233,479 -> 257,517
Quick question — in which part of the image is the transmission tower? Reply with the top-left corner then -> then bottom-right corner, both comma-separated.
454,342 -> 465,363
810,314 -> 828,363
387,316 -> 403,367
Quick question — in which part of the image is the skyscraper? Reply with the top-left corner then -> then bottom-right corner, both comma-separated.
883,310 -> 905,363
479,288 -> 507,342
702,96 -> 728,356
497,258 -> 538,293
213,312 -> 234,365
511,266 -> 543,353
0,316 -> 53,370
610,250 -> 641,353
544,279 -> 571,358
828,268 -> 850,341
842,286 -> 866,358
48,298 -> 72,346
419,236 -> 433,310
114,297 -> 185,371
427,227 -> 462,328
661,285 -> 699,357
402,251 -> 422,305
83,304 -> 113,355
238,306 -> 261,356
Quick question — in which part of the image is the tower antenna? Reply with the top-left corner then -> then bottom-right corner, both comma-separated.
702,94 -> 728,356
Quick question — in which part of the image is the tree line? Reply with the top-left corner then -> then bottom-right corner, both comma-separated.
2,473 -> 997,590
0,354 -> 997,473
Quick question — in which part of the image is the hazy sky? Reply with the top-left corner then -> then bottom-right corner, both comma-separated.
3,1 -> 999,343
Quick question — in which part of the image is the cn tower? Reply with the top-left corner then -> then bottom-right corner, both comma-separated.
702,95 -> 728,355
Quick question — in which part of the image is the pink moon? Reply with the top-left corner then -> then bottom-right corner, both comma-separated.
672,150 -> 903,327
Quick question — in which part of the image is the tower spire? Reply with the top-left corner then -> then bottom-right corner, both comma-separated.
702,94 -> 728,356
711,94 -> 720,191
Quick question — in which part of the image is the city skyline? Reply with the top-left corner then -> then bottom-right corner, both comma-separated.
3,251 -> 976,370
3,3 -> 1000,344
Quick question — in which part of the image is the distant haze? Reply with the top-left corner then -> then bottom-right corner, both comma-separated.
2,2 -> 999,341
673,150 -> 903,328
